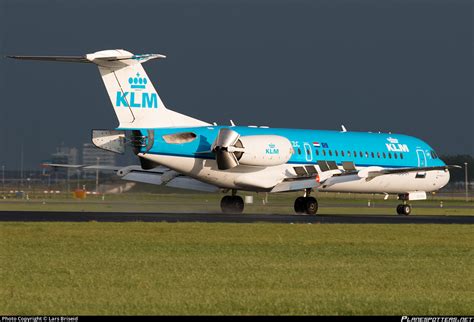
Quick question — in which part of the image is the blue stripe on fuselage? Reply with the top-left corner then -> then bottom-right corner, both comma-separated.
119,126 -> 445,168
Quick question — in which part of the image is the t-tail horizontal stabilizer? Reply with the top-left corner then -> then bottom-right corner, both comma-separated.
7,53 -> 166,66
9,49 -> 209,129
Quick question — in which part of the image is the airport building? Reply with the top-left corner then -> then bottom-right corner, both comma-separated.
51,146 -> 79,165
82,143 -> 116,178
50,145 -> 79,178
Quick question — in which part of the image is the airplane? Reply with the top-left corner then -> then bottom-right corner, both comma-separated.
8,49 -> 459,215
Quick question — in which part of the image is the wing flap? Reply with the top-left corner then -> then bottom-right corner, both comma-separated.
166,177 -> 219,192
367,165 -> 460,177
121,171 -> 219,192
271,178 -> 319,193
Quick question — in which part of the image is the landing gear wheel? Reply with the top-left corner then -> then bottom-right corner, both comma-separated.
221,195 -> 244,214
294,197 -> 319,215
221,196 -> 232,213
294,197 -> 306,214
396,204 -> 411,216
305,197 -> 318,215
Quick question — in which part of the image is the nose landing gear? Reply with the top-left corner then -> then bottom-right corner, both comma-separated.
396,194 -> 412,216
396,204 -> 411,216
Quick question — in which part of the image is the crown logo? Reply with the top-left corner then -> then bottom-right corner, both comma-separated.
387,137 -> 399,144
128,73 -> 147,89
269,143 -> 275,148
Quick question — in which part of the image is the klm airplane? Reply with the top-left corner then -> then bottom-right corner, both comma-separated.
9,50 -> 458,215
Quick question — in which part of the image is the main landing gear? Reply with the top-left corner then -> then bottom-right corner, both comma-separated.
294,189 -> 318,215
220,190 -> 244,214
396,203 -> 411,216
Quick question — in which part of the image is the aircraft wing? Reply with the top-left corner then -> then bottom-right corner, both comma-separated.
43,163 -> 218,192
271,164 -> 460,193
44,163 -> 128,171
44,163 -> 91,169
120,170 -> 219,192
44,163 -> 168,173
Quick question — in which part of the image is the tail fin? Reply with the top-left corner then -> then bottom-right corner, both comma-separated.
9,49 -> 209,129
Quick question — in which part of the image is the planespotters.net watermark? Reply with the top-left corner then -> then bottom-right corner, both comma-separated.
2,317 -> 78,322
402,317 -> 474,322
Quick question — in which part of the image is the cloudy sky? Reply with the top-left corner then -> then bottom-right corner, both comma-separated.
0,0 -> 472,169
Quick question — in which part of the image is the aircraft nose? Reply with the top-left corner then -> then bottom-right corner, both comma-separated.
437,169 -> 451,189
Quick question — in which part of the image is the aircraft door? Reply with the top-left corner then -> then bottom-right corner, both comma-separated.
416,149 -> 427,167
303,143 -> 313,162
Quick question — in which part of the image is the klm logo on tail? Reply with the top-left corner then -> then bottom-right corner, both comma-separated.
115,73 -> 158,108
116,92 -> 158,108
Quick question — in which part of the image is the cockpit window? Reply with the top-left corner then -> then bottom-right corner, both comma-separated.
431,150 -> 438,159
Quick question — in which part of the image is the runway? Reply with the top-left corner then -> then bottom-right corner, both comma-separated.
0,210 -> 472,224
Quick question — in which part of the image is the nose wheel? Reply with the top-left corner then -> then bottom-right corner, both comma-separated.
221,195 -> 244,214
396,204 -> 411,216
294,196 -> 318,215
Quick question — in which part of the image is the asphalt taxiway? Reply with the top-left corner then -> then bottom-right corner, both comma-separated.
0,210 -> 472,224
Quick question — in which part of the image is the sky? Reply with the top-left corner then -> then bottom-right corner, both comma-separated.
0,0 -> 472,170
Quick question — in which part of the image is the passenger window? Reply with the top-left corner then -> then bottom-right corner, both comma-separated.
315,150 -> 319,156
347,151 -> 351,157
388,153 -> 392,159
298,148 -> 301,155
400,153 -> 403,159
353,151 -> 357,157
377,152 -> 380,158
329,150 -> 332,156
382,152 -> 386,159
323,150 -> 326,156
341,151 -> 345,157
394,153 -> 398,159
371,152 -> 374,158
335,150 -> 338,157
359,151 -> 363,157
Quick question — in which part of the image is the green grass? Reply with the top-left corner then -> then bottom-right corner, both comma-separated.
1,223 -> 473,315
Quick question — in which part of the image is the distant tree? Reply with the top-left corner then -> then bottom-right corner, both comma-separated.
440,155 -> 473,182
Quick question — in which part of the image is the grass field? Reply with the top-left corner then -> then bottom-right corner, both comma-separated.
1,222 -> 473,315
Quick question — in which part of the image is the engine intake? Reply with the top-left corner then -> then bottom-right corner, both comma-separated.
212,128 -> 293,170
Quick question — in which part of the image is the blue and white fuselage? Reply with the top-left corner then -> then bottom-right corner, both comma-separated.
9,49 -> 455,215
131,126 -> 449,194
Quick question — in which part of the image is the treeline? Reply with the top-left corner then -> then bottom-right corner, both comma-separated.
440,154 -> 473,182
